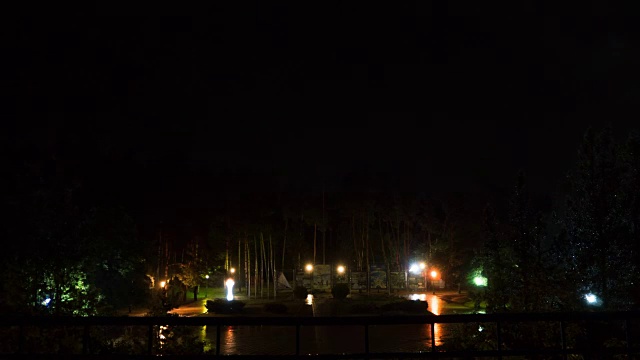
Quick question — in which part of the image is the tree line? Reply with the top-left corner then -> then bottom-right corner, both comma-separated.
2,126 -> 639,315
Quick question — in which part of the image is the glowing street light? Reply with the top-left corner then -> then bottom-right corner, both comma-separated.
419,262 -> 426,270
430,270 -> 438,279
160,281 -> 166,289
305,264 -> 314,291
205,275 -> 209,298
473,275 -> 488,287
229,267 -> 236,274
337,265 -> 345,274
584,293 -> 600,305
409,264 -> 420,274
225,278 -> 235,301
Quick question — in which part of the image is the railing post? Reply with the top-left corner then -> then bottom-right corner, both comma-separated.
216,324 -> 221,356
296,324 -> 300,356
147,324 -> 153,355
496,321 -> 502,360
364,324 -> 369,358
560,321 -> 567,360
431,322 -> 436,351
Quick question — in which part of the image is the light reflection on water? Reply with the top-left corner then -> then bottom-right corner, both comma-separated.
200,293 -> 461,355
408,293 -> 446,346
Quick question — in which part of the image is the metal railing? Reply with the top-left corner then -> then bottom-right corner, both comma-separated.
1,311 -> 639,359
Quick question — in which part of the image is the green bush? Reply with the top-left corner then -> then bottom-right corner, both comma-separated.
331,283 -> 350,299
380,300 -> 428,313
205,299 -> 245,314
293,286 -> 308,299
264,303 -> 288,314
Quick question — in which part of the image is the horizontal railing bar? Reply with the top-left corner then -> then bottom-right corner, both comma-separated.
1,347 -> 639,359
1,311 -> 639,327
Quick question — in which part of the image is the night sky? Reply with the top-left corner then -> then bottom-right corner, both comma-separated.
4,9 -> 640,238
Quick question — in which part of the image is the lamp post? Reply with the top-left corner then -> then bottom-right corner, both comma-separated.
305,264 -> 314,292
430,270 -> 439,295
205,275 -> 209,298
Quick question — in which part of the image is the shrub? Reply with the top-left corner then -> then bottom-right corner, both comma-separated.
205,299 -> 245,314
264,303 -> 288,314
380,300 -> 428,314
350,303 -> 378,314
331,283 -> 350,299
293,286 -> 308,300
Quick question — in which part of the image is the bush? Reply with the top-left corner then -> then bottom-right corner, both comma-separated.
331,283 -> 350,299
205,299 -> 245,314
350,303 -> 378,314
380,300 -> 428,314
264,303 -> 288,314
293,286 -> 308,300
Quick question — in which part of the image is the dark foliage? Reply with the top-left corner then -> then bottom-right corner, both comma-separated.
331,283 -> 350,299
293,286 -> 308,299
349,303 -> 379,314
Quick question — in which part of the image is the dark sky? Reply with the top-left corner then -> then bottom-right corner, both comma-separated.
4,9 -> 640,230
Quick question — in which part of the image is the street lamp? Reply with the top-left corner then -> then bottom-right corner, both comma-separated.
229,267 -> 236,274
430,270 -> 439,294
305,264 -> 314,292
205,275 -> 209,298
337,265 -> 345,274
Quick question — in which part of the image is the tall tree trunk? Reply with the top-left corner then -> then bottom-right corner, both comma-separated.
313,222 -> 317,265
352,216 -> 361,271
245,237 -> 250,297
254,236 -> 258,299
282,218 -> 288,272
322,189 -> 326,264
271,234 -> 276,299
365,214 -> 370,295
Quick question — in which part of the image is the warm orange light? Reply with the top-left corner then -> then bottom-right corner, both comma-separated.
160,281 -> 166,288
305,264 -> 313,272
230,267 -> 236,274
430,270 -> 438,279
337,265 -> 345,274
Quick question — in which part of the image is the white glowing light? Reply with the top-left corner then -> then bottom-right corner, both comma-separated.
473,276 -> 488,287
42,298 -> 51,306
478,326 -> 484,332
409,264 -> 420,274
337,265 -> 345,274
585,293 -> 597,304
410,293 -> 426,301
305,294 -> 314,305
305,264 -> 313,272
230,267 -> 236,273
226,278 -> 235,301
419,262 -> 426,270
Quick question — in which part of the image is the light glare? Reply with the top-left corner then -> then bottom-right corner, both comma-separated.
226,278 -> 235,301
409,264 -> 420,274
